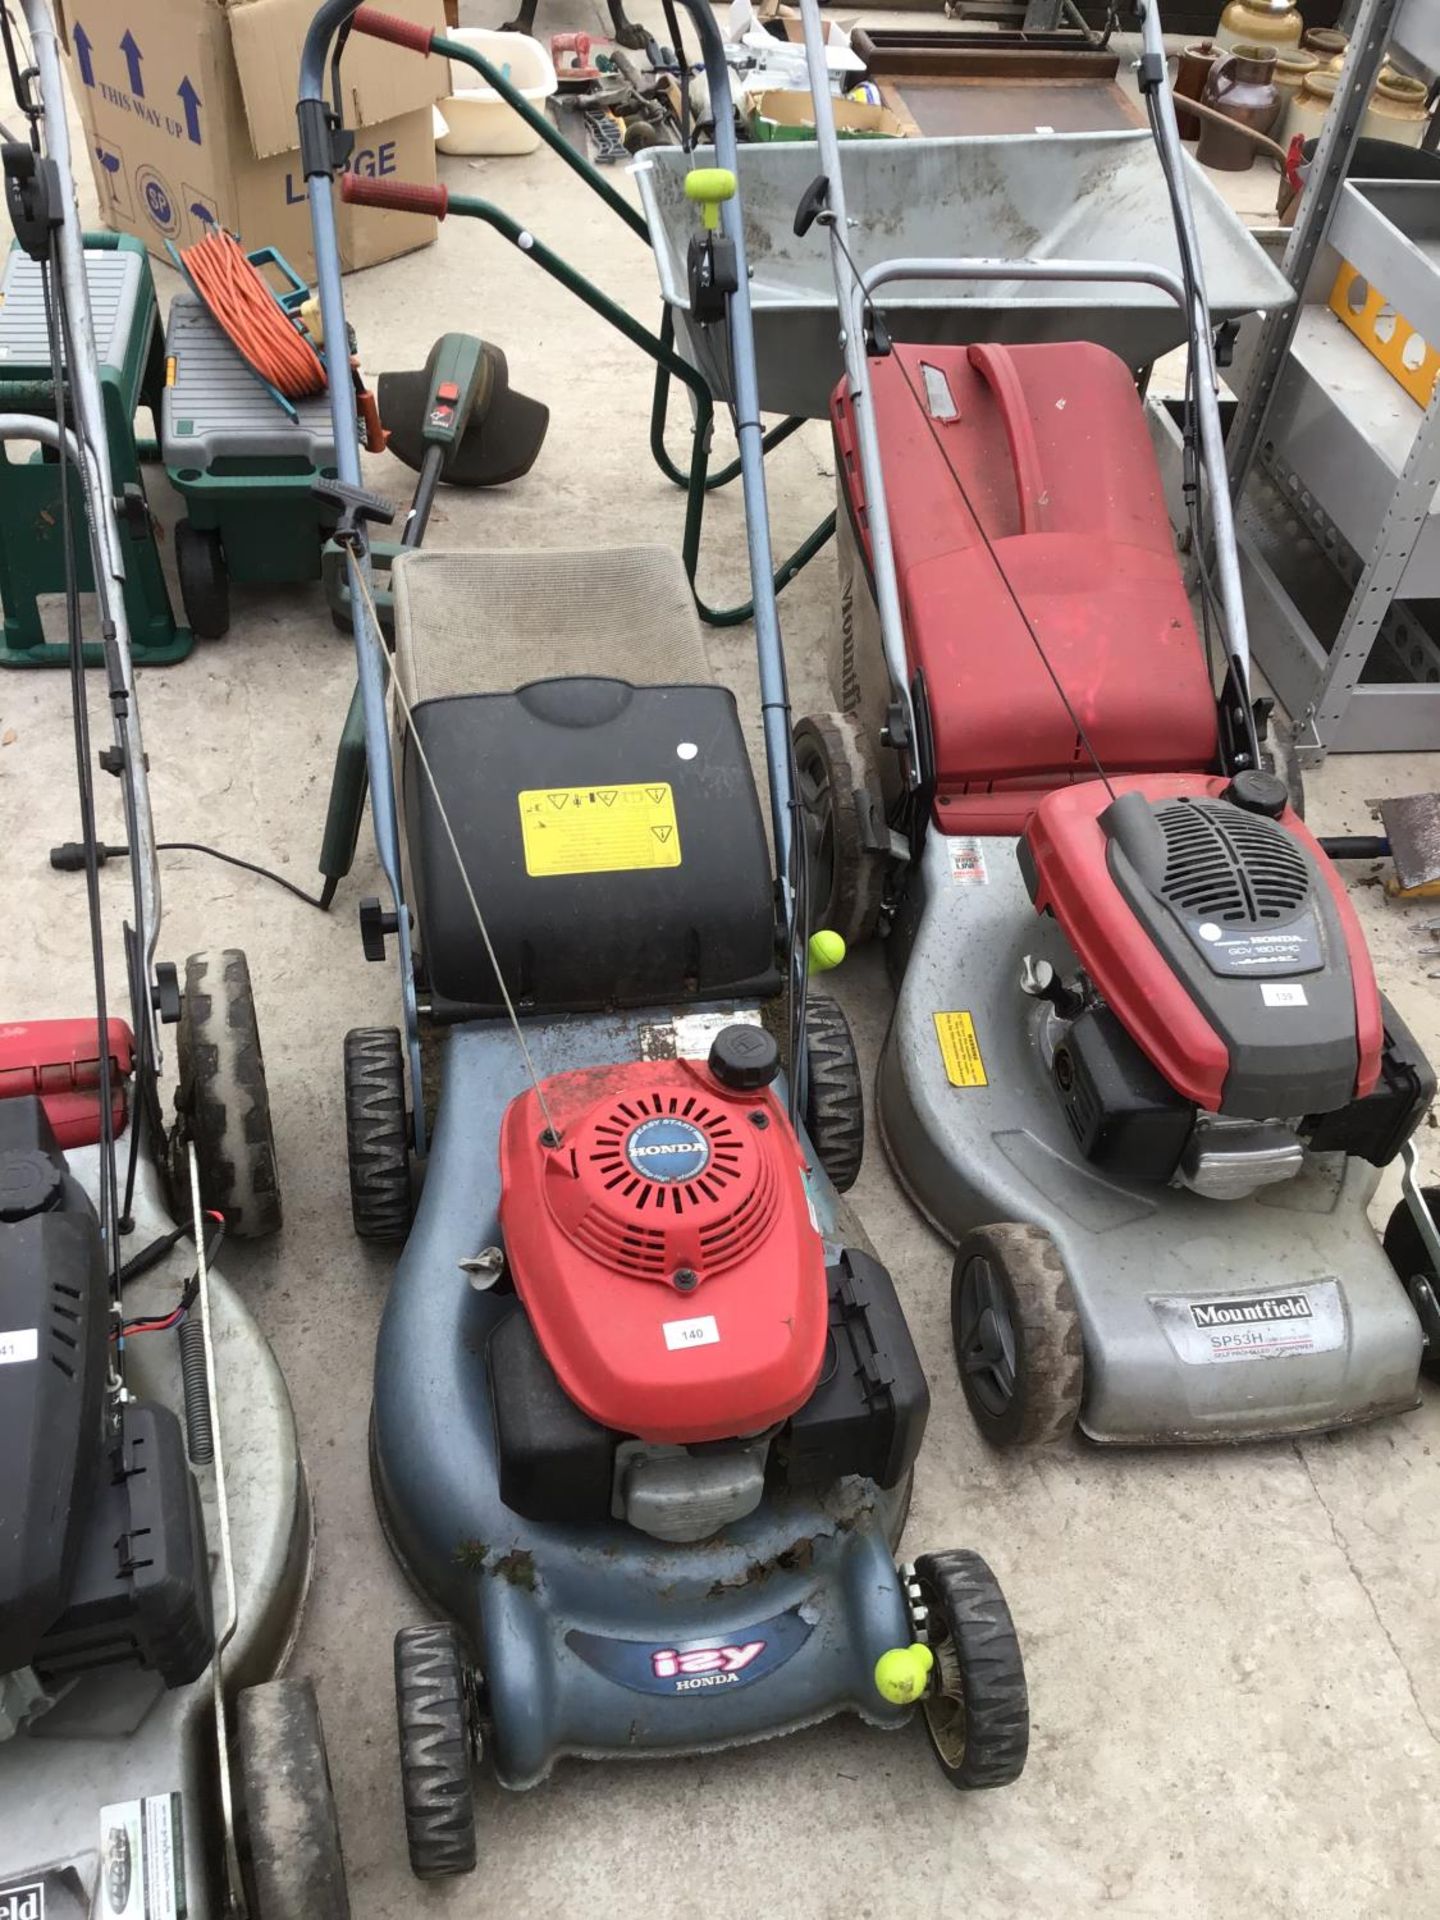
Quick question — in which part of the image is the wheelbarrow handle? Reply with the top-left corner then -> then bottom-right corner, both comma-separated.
340,172 -> 449,218
351,6 -> 437,53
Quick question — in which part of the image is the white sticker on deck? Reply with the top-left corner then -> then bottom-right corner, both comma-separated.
948,839 -> 989,885
1151,1281 -> 1344,1366
99,1793 -> 185,1920
1261,982 -> 1308,1008
664,1315 -> 720,1352
640,1008 -> 763,1063
0,1328 -> 38,1365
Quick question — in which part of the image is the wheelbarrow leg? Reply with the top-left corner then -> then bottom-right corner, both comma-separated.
318,680 -> 369,905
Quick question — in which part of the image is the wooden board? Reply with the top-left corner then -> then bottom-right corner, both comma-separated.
842,32 -> 1140,139
875,73 -> 1142,138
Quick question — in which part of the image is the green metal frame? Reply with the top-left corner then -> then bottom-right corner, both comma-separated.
0,233 -> 191,667
429,31 -> 835,627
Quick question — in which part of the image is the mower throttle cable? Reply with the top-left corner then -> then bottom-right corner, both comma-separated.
113,1216 -> 226,1343
51,837 -> 337,912
343,550 -> 563,1144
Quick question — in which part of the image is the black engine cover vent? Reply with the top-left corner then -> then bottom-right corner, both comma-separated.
1155,799 -> 1310,927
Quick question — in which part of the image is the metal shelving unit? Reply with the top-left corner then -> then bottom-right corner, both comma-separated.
1222,0 -> 1440,760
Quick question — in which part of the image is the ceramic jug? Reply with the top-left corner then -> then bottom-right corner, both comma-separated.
1198,43 -> 1282,169
1175,41 -> 1222,140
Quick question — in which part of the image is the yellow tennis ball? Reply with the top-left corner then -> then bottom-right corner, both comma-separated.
874,1643 -> 934,1705
807,929 -> 846,975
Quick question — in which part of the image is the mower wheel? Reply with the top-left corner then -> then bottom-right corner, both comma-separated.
175,950 -> 282,1238
1382,1186 -> 1440,1382
1260,711 -> 1305,819
793,711 -> 887,948
951,1224 -> 1083,1446
395,1623 -> 478,1880
344,1028 -> 412,1242
803,994 -> 864,1192
175,519 -> 230,640
236,1679 -> 351,1920
912,1549 -> 1029,1791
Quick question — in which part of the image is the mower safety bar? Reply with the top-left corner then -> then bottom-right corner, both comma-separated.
351,5 -> 436,52
340,172 -> 449,219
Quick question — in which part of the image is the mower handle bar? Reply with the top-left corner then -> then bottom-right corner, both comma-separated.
298,0 -> 801,1119
340,171 -> 449,218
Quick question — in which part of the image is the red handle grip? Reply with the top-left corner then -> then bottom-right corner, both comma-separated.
351,7 -> 437,54
341,172 -> 449,218
551,31 -> 592,57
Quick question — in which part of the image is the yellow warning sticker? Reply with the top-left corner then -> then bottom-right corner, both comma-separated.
518,782 -> 682,878
934,1011 -> 988,1088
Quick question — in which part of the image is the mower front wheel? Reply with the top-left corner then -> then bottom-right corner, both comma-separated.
344,1028 -> 413,1242
1381,1185 -> 1440,1382
236,1678 -> 350,1920
175,949 -> 282,1238
951,1223 -> 1083,1446
175,519 -> 230,640
793,711 -> 887,948
912,1549 -> 1028,1791
803,994 -> 864,1192
395,1623 -> 479,1880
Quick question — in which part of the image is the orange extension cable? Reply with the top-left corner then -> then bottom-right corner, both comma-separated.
180,230 -> 326,399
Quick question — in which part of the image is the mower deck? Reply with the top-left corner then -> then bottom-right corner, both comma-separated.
372,1006 -> 914,1792
878,832 -> 1424,1444
0,1149 -> 310,1912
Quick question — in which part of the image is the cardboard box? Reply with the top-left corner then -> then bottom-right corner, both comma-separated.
747,89 -> 907,141
57,0 -> 447,278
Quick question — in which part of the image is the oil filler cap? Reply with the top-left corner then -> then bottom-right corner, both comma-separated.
0,1149 -> 63,1222
1223,769 -> 1288,818
708,1023 -> 780,1092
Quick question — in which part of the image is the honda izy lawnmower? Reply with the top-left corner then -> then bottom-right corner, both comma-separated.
790,0 -> 1440,1448
299,0 -> 1027,1876
0,7 -> 346,1915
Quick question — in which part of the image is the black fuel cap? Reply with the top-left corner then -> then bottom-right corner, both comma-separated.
0,1149 -> 63,1222
708,1023 -> 780,1091
1223,769 -> 1288,818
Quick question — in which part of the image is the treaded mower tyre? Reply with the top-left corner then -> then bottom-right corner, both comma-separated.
1382,1185 -> 1440,1382
912,1549 -> 1029,1790
175,949 -> 281,1238
236,1678 -> 350,1920
395,1623 -> 478,1880
344,1027 -> 412,1242
175,518 -> 230,640
951,1223 -> 1083,1446
803,994 -> 864,1192
793,711 -> 887,948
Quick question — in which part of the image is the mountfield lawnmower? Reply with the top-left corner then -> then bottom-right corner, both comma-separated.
299,0 -> 1027,1876
0,8 -> 346,1915
789,0 -> 1440,1448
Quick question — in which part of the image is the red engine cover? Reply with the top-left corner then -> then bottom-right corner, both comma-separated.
497,1057 -> 829,1445
833,341 -> 1219,835
0,1018 -> 133,1147
1025,775 -> 1383,1109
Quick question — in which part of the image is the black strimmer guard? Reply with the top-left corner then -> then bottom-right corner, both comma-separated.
378,334 -> 549,488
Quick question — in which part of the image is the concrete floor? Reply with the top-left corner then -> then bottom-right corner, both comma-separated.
4,5 -> 1440,1915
